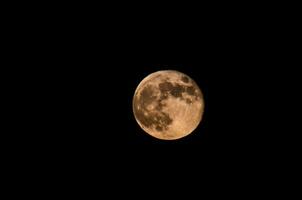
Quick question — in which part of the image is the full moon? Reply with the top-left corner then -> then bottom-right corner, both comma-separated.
133,70 -> 205,140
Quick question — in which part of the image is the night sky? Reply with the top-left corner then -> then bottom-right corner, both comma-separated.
43,61 -> 238,164
29,31 -> 271,174
19,12 -> 281,183
8,4 -> 289,194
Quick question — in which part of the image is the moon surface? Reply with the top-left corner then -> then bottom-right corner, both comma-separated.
133,70 -> 205,140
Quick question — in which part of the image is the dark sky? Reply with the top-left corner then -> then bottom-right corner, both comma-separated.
8,5 -> 291,194
22,21 -> 280,179
20,11 -> 284,183
41,61 -> 248,166
36,58 -> 275,187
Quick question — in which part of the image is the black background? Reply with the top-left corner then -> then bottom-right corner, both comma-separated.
38,56 -> 261,168
8,5 -> 293,194
28,24 -> 263,166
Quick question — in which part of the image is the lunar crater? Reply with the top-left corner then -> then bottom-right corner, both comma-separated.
181,75 -> 189,83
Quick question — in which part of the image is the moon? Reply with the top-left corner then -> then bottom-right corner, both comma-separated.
133,70 -> 205,140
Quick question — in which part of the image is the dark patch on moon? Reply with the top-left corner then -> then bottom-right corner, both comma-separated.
170,84 -> 185,98
155,101 -> 166,111
186,86 -> 195,96
159,81 -> 186,99
186,98 -> 192,104
134,84 -> 173,131
139,85 -> 157,107
181,76 -> 189,83
159,93 -> 168,101
160,112 -> 173,125
156,126 -> 163,131
159,81 -> 173,93
134,108 -> 172,131
133,109 -> 152,128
